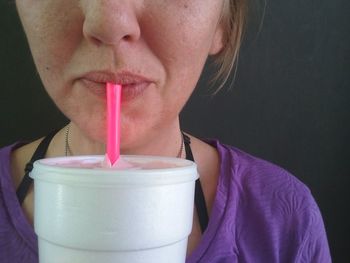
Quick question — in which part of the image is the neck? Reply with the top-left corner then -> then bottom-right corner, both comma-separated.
121,121 -> 184,158
65,120 -> 184,158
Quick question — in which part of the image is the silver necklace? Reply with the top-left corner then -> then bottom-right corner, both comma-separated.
65,124 -> 184,158
177,132 -> 185,158
64,124 -> 73,156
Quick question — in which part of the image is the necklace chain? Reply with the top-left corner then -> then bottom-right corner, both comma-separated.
65,124 -> 73,156
65,124 -> 184,158
177,132 -> 184,158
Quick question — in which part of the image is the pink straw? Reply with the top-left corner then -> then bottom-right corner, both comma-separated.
106,83 -> 122,166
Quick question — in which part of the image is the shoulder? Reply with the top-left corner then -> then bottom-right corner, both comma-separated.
213,140 -> 318,220
1,140 -> 43,190
217,141 -> 305,191
0,143 -> 24,176
210,139 -> 309,198
0,142 -> 31,195
208,140 -> 331,262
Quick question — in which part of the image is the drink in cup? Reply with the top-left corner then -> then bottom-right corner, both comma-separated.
30,155 -> 198,263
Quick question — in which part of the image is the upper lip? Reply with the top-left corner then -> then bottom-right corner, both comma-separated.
80,71 -> 153,85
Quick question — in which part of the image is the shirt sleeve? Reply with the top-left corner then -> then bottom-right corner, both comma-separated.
295,195 -> 332,263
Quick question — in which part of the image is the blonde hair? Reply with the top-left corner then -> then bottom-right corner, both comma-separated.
211,0 -> 247,93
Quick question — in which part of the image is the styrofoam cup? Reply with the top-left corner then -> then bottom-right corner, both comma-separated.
30,155 -> 198,263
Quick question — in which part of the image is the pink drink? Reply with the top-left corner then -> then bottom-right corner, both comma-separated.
47,156 -> 182,170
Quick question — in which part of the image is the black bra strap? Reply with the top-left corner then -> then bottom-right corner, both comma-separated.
16,129 -> 59,205
182,133 -> 209,233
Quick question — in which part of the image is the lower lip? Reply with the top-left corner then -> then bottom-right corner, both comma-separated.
80,79 -> 151,101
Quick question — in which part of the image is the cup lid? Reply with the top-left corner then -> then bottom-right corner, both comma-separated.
30,155 -> 198,186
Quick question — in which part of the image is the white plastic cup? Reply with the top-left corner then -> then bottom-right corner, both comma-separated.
30,155 -> 198,263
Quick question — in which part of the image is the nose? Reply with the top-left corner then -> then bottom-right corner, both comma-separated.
82,1 -> 141,46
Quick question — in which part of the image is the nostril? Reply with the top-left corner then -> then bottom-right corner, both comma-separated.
123,35 -> 132,41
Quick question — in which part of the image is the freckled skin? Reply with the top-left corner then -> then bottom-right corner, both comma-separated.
16,0 -> 225,155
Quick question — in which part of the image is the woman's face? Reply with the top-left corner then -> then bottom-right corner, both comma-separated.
16,0 -> 225,149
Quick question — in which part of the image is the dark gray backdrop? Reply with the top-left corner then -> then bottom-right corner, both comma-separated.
1,1 -> 349,262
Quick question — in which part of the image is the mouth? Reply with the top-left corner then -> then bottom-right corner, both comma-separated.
78,71 -> 154,101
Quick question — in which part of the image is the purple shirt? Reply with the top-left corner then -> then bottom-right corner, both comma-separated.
0,141 -> 331,262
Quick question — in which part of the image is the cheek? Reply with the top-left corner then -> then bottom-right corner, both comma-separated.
143,3 -> 222,84
17,1 -> 83,84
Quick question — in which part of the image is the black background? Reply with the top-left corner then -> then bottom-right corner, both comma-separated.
0,1 -> 349,262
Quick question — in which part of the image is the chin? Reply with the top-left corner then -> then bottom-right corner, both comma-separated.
78,122 -> 107,145
92,131 -> 107,144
